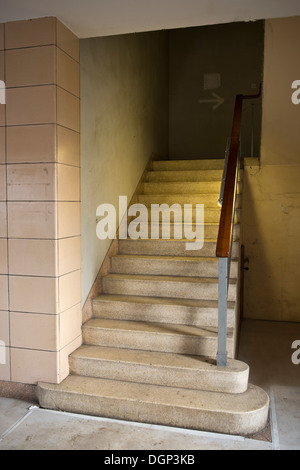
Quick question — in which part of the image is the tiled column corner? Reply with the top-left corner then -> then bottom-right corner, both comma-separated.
2,17 -> 81,385
56,20 -> 82,382
0,29 -> 9,381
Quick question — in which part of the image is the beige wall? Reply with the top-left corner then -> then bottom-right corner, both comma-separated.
80,31 -> 169,306
242,16 -> 300,322
0,17 -> 82,385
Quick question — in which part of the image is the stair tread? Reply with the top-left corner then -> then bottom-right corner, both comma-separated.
103,272 -> 237,284
83,318 -> 233,338
112,254 -> 239,263
38,375 -> 268,415
93,293 -> 236,310
71,344 -> 245,373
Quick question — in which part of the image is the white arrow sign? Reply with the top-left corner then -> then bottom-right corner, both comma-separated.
199,92 -> 224,110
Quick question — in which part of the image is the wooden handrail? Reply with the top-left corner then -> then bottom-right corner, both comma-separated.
216,94 -> 243,258
216,86 -> 262,258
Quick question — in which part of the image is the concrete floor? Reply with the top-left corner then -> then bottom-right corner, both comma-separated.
0,319 -> 299,450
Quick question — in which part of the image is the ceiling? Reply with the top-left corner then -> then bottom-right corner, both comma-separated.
1,0 -> 300,38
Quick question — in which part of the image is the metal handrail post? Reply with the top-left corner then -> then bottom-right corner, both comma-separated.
217,257 -> 228,366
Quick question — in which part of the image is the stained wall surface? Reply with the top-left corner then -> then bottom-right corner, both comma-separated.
242,17 -> 300,322
80,31 -> 169,306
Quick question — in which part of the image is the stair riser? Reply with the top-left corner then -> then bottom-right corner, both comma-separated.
102,277 -> 237,301
118,240 -> 239,257
146,170 -> 223,182
38,387 -> 269,436
111,257 -> 238,278
83,326 -> 234,357
143,182 -> 221,194
124,223 -> 220,240
121,224 -> 239,240
70,356 -> 247,393
92,299 -> 235,328
152,160 -> 225,171
137,194 -> 241,208
128,210 -> 222,224
143,181 -> 242,196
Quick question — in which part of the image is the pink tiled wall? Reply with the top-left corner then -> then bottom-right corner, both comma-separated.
0,17 -> 82,385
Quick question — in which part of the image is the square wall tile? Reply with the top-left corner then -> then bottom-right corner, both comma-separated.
57,202 -> 81,238
11,348 -> 59,384
0,202 -> 7,237
58,236 -> 81,276
57,20 -> 79,62
0,165 -> 5,201
58,269 -> 81,313
57,48 -> 80,97
6,124 -> 56,164
0,127 -> 5,163
0,310 -> 9,345
5,17 -> 56,50
8,202 -> 56,239
9,239 -> 57,277
0,275 -> 8,310
9,275 -> 58,314
57,164 -> 80,201
59,303 -> 82,349
0,238 -> 7,274
5,46 -> 56,88
57,87 -> 80,132
6,86 -> 56,126
57,125 -> 80,167
10,311 -> 59,351
7,163 -> 56,201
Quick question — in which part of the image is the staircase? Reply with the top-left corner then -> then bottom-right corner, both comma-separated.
38,158 -> 269,436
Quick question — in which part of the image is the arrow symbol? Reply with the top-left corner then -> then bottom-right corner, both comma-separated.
199,92 -> 224,110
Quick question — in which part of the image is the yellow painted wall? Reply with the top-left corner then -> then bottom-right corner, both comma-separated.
242,16 -> 300,322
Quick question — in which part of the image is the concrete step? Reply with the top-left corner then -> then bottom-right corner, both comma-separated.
37,376 -> 269,436
143,181 -> 221,194
101,273 -> 237,302
92,294 -> 236,328
127,206 -> 223,224
70,345 -> 249,393
137,193 -> 219,207
124,222 -> 239,240
118,238 -> 239,258
110,254 -> 238,278
146,169 -> 223,182
137,193 -> 241,208
82,318 -> 234,357
152,159 -> 225,171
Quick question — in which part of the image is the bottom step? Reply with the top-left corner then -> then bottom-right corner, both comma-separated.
37,376 -> 269,436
